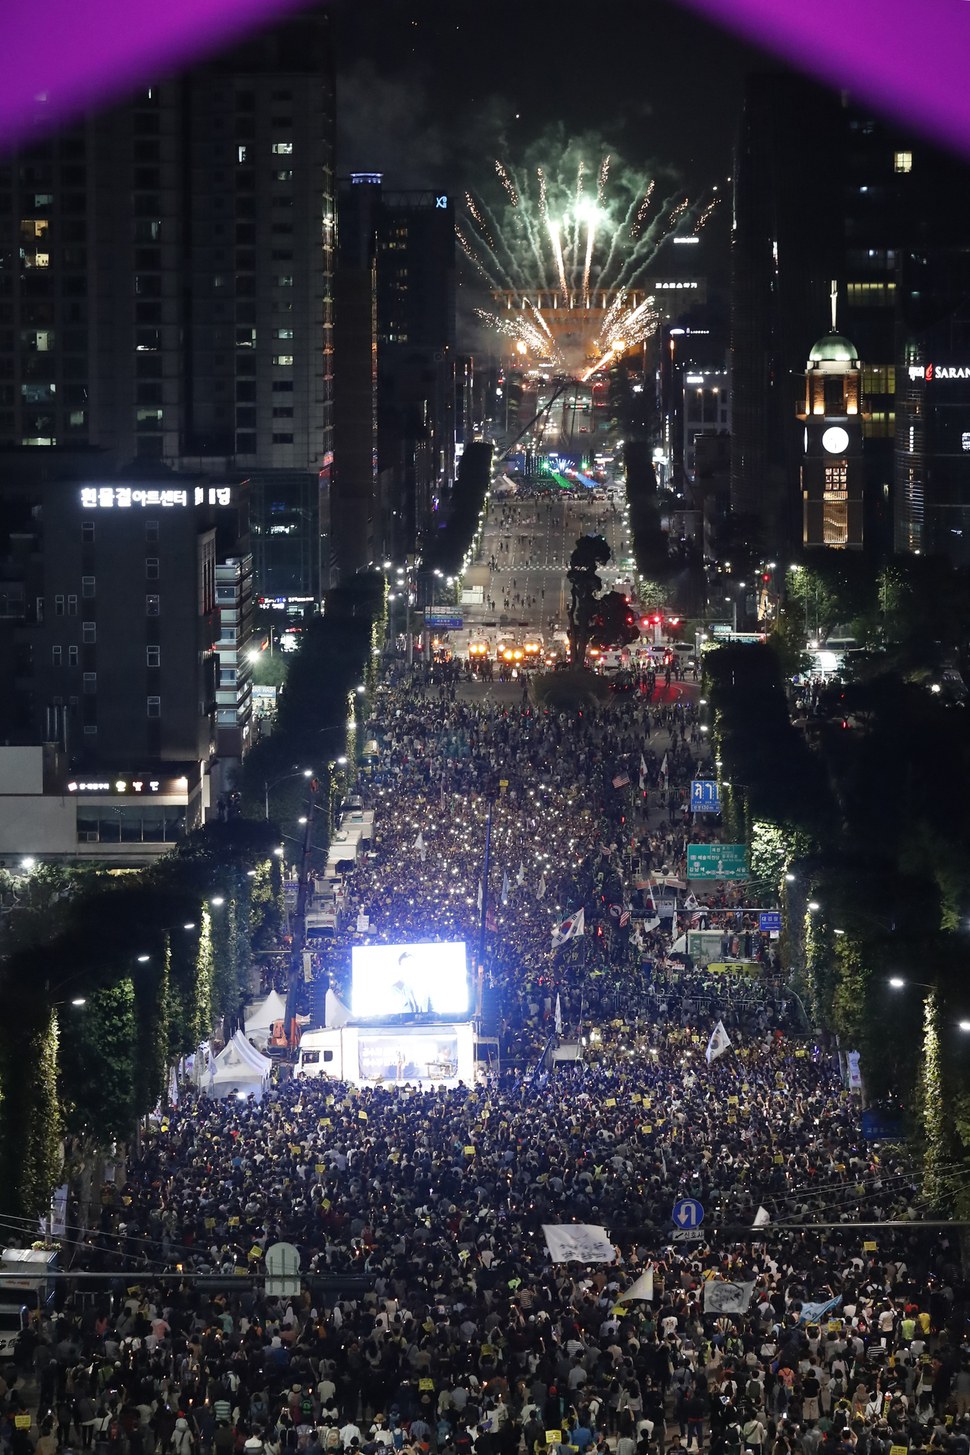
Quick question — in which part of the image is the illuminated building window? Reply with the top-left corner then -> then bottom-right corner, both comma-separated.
272,355 -> 294,366
863,366 -> 896,394
846,281 -> 896,306
823,502 -> 849,545
147,646 -> 160,668
894,151 -> 913,174
147,696 -> 161,718
824,463 -> 848,498
271,141 -> 293,155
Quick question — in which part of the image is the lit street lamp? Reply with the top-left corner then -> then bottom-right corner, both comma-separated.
264,767 -> 313,822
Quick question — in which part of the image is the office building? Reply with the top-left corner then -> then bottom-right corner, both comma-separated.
0,459 -> 251,861
731,72 -> 970,565
333,176 -> 458,573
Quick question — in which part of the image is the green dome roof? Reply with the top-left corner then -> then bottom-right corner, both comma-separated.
808,330 -> 859,365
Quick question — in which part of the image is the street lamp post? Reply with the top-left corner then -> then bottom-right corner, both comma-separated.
264,767 -> 313,822
284,772 -> 326,1045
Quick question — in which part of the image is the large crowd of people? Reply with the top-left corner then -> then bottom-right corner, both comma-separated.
2,514 -> 968,1455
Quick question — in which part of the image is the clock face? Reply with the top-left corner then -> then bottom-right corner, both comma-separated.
821,425 -> 850,454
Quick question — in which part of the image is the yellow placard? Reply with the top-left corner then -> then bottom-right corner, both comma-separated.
315,1164 -> 325,1175
464,1146 -> 476,1156
641,1125 -> 653,1134
546,1435 -> 563,1447
419,1378 -> 435,1392
631,1094 -> 641,1104
358,1111 -> 368,1121
605,1098 -> 617,1107
205,1218 -> 216,1230
228,1216 -> 240,1227
728,1096 -> 739,1106
14,1415 -> 31,1430
774,1153 -> 784,1165
863,1240 -> 878,1252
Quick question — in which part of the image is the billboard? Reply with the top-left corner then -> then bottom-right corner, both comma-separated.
350,941 -> 470,1019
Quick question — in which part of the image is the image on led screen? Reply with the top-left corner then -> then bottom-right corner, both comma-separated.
357,1033 -> 459,1083
350,941 -> 469,1018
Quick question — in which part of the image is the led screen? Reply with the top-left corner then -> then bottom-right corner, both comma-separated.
357,1032 -> 459,1083
350,941 -> 469,1019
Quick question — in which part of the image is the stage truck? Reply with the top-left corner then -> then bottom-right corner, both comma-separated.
295,939 -> 495,1087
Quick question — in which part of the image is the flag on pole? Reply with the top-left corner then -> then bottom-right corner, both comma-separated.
551,906 -> 585,950
536,874 -> 547,901
705,1019 -> 732,1064
616,1266 -> 654,1303
413,830 -> 426,862
477,880 -> 483,913
612,772 -> 630,789
639,754 -> 648,791
753,1206 -> 771,1228
660,752 -> 669,781
554,993 -> 563,1035
684,891 -> 699,909
798,1295 -> 842,1324
501,869 -> 510,906
619,906 -> 631,928
516,861 -> 525,887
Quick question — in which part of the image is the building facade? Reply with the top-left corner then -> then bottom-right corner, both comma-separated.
797,330 -> 865,548
0,5 -> 335,601
730,75 -> 970,564
0,463 -> 252,857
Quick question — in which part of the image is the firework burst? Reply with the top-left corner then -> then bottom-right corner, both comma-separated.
464,138 -> 717,379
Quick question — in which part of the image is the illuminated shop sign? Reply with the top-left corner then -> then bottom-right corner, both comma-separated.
67,776 -> 189,794
909,363 -> 970,381
79,486 -> 234,509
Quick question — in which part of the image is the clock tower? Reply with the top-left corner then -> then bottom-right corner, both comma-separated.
798,286 -> 865,548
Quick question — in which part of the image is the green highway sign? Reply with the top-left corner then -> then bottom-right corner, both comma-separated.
686,843 -> 749,880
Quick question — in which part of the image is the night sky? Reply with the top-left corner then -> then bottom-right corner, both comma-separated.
331,0 -> 780,198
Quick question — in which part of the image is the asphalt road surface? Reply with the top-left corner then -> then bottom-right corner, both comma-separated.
461,488 -> 633,646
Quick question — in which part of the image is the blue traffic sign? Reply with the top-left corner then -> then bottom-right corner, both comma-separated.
690,780 -> 721,815
759,911 -> 783,933
672,1196 -> 705,1229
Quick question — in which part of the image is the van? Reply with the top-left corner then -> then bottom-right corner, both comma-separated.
0,1247 -> 58,1314
0,1304 -> 26,1357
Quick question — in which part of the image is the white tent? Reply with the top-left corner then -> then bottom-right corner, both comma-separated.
243,989 -> 288,1048
203,1029 -> 273,1100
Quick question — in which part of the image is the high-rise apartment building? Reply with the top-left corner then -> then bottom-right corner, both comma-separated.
0,5 -> 335,600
